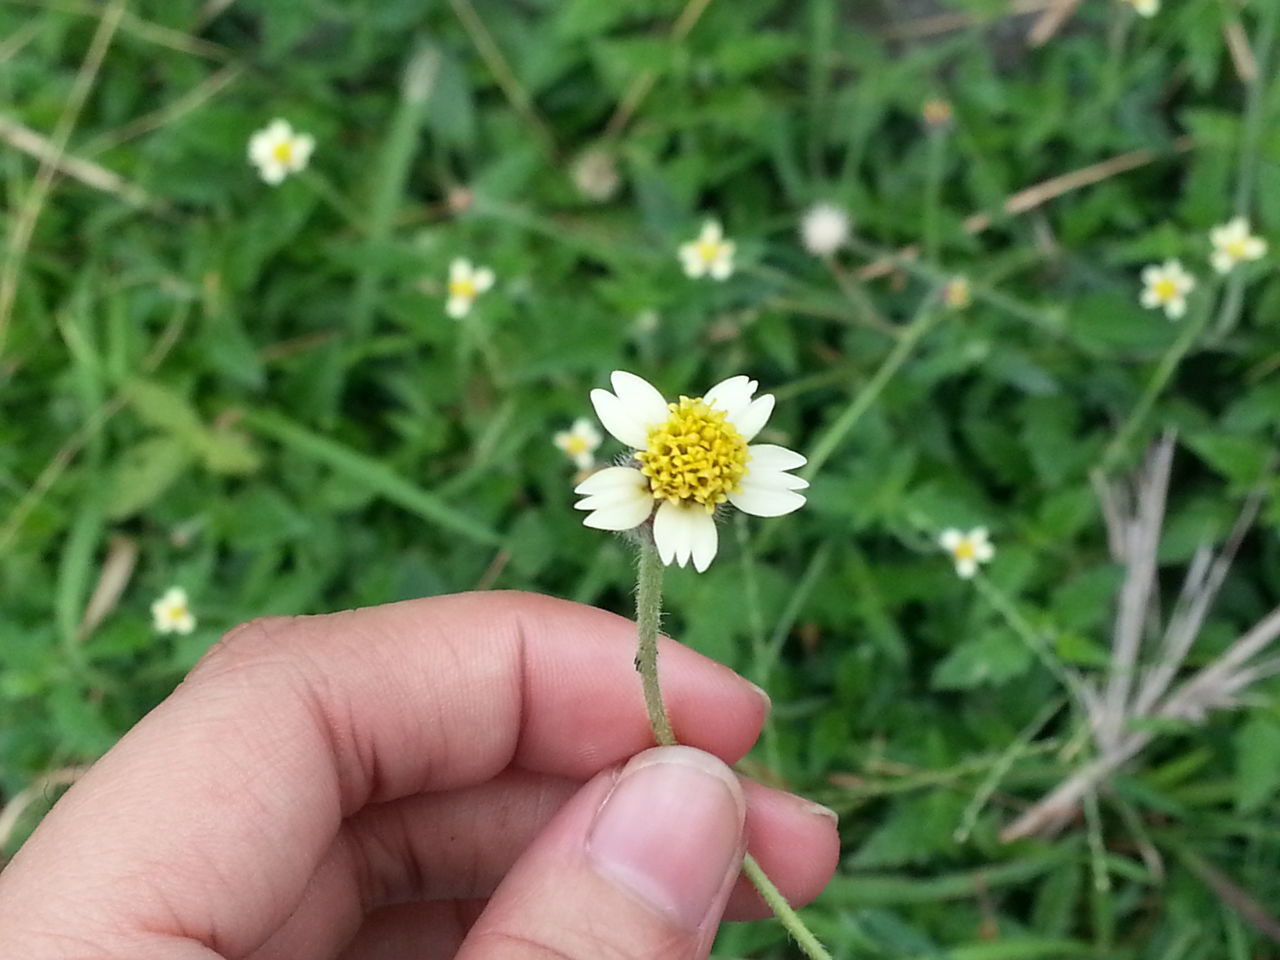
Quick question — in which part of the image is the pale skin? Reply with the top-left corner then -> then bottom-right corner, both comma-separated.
0,591 -> 839,959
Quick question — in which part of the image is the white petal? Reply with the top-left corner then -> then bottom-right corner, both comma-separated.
1211,251 -> 1234,275
291,134 -> 315,169
450,258 -> 471,281
446,296 -> 470,318
653,500 -> 698,567
609,372 -> 670,430
690,510 -> 719,572
970,526 -> 989,543
267,118 -> 292,140
574,465 -> 646,496
746,443 -> 807,473
727,483 -> 806,517
1244,236 -> 1267,259
955,558 -> 978,579
700,220 -> 723,243
590,389 -> 650,448
581,496 -> 654,531
709,256 -> 733,280
259,163 -> 287,185
473,267 -> 495,292
939,529 -> 962,550
1165,298 -> 1186,319
974,541 -> 995,562
1140,265 -> 1161,285
704,375 -> 757,420
741,467 -> 809,491
728,394 -> 775,442
1140,288 -> 1161,309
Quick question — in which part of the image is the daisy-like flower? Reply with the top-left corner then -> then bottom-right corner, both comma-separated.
574,372 -> 807,572
554,417 -> 603,470
151,586 -> 196,635
678,220 -> 736,280
939,528 -> 994,579
1140,259 -> 1196,319
1120,0 -> 1159,16
800,203 -> 851,257
247,119 -> 314,185
1209,217 -> 1268,275
943,275 -> 972,310
446,257 -> 495,318
571,146 -> 621,202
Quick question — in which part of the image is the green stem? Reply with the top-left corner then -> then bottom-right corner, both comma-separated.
1102,294 -> 1214,472
742,855 -> 834,960
632,540 -> 832,960
635,540 -> 676,746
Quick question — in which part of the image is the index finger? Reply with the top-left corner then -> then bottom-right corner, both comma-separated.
0,591 -> 769,958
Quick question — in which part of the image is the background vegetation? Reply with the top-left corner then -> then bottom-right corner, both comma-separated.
3,0 -> 1279,957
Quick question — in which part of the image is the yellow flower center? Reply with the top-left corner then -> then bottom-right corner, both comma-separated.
272,140 -> 294,165
952,540 -> 977,562
1153,278 -> 1179,302
564,434 -> 589,455
1225,239 -> 1249,259
696,239 -> 723,264
449,277 -> 476,300
637,397 -> 749,511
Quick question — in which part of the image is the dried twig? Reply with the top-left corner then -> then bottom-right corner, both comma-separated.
878,0 -> 1058,40
76,535 -> 139,642
856,138 -> 1194,281
1028,0 -> 1083,47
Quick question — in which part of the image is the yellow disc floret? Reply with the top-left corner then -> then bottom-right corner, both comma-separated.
637,397 -> 749,511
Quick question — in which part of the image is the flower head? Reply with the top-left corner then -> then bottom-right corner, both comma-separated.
1121,0 -> 1159,15
922,98 -> 954,131
1209,217 -> 1267,275
800,203 -> 851,257
151,586 -> 196,635
1140,259 -> 1196,319
571,147 -> 621,202
939,528 -> 994,579
446,257 -> 495,318
943,275 -> 972,310
678,220 -> 735,280
574,372 -> 807,572
247,119 -> 314,185
554,417 -> 603,470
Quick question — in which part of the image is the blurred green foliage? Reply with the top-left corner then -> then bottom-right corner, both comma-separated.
2,0 -> 1280,956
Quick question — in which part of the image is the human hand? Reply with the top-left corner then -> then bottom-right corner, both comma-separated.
0,592 -> 839,959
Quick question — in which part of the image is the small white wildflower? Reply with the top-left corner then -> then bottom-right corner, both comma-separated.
446,257 -> 495,318
943,275 -> 972,310
1121,0 -> 1159,16
151,586 -> 196,635
553,417 -> 603,470
800,203 -> 851,257
1140,259 -> 1196,319
571,147 -> 621,202
678,220 -> 736,281
939,528 -> 995,579
1209,217 -> 1267,275
575,372 -> 807,572
247,119 -> 314,185
922,98 -> 954,131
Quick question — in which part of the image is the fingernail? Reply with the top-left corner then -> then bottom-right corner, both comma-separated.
748,681 -> 773,715
802,800 -> 839,822
587,745 -> 746,930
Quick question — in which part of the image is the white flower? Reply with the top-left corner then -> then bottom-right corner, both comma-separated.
247,119 -> 314,185
1209,216 -> 1267,275
939,528 -> 994,579
554,417 -> 603,470
151,586 -> 196,635
799,203 -> 851,257
571,147 -> 621,202
678,220 -> 735,280
1121,0 -> 1159,16
943,275 -> 971,310
446,257 -> 495,318
1140,259 -> 1196,319
574,372 -> 807,572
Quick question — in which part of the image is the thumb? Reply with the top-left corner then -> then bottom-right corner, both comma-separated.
457,745 -> 747,960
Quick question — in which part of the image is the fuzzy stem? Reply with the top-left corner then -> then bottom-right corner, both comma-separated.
742,855 -> 835,960
635,540 -> 676,746
632,539 -> 832,960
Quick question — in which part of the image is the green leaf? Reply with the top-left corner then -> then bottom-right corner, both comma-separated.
105,437 -> 194,521
1235,714 -> 1280,813
931,629 -> 1033,690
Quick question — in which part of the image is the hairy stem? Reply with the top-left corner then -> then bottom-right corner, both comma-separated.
632,539 -> 832,960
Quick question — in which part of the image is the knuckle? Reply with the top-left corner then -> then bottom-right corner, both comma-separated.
184,615 -> 302,684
